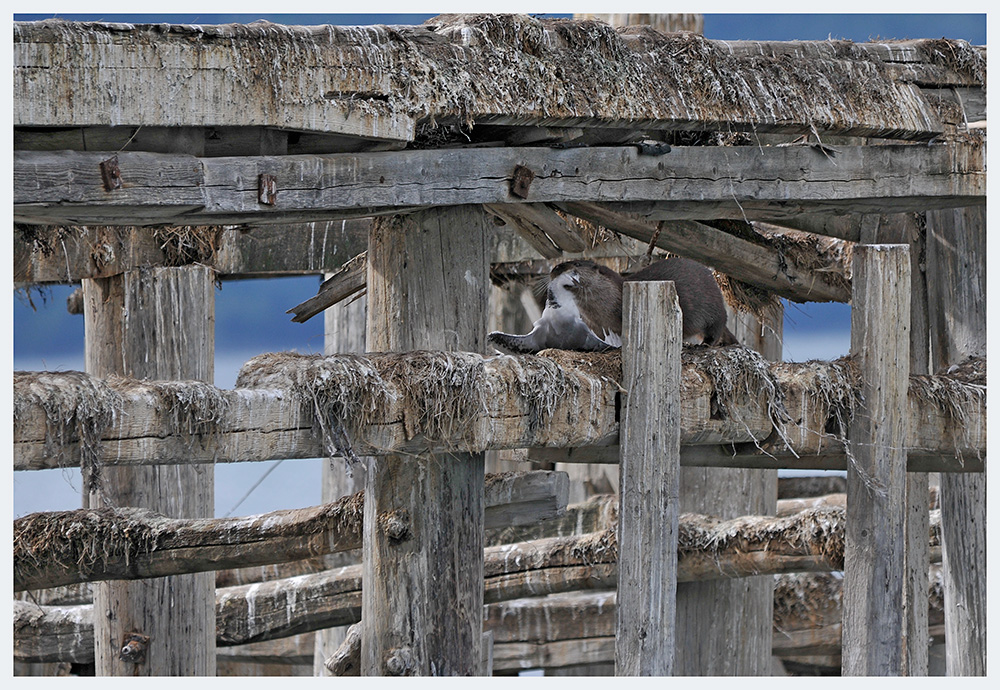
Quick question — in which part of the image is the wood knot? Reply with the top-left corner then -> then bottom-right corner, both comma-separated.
119,632 -> 150,664
385,645 -> 415,676
378,509 -> 412,544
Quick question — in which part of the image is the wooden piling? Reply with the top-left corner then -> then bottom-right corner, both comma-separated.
362,206 -> 490,675
926,205 -> 987,675
842,244 -> 910,675
314,289 -> 369,675
615,280 -> 682,676
82,266 -> 216,675
674,299 -> 781,675
860,213 -> 930,676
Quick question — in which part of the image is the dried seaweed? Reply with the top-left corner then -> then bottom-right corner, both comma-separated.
684,344 -> 792,451
14,507 -> 158,587
678,507 -> 845,570
909,356 -> 986,465
377,350 -> 488,446
13,371 -> 123,494
236,352 -> 395,470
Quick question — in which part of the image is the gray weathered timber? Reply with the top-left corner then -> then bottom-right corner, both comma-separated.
313,284 -> 369,675
926,205 -> 987,676
82,265 -> 216,676
362,207 -> 490,675
615,280 -> 681,676
842,245 -> 910,676
13,142 -> 985,226
15,511 -> 944,666
14,471 -> 565,592
14,221 -> 369,286
13,357 -> 984,472
15,18 -> 974,140
673,296 -> 782,676
860,212 -> 931,676
560,201 -> 852,302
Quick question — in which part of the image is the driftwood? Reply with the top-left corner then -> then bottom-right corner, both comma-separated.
14,470 -> 568,592
12,352 -> 986,473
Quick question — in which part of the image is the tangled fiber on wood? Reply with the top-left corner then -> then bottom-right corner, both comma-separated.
14,507 -> 158,588
684,344 -> 792,449
152,226 -> 226,268
236,352 -> 395,470
377,350 -> 489,447
489,353 -> 615,435
910,355 -> 986,465
773,572 -> 844,629
13,371 -> 122,494
678,507 -> 846,571
773,355 -> 861,455
108,376 -> 230,439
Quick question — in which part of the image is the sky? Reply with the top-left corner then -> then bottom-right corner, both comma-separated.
9,10 -> 989,518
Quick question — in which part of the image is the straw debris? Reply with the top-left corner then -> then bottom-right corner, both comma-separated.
236,352 -> 395,467
13,371 -> 123,494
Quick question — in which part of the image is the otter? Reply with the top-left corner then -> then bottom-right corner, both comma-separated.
627,257 -> 738,346
488,260 -> 623,354
487,257 -> 737,354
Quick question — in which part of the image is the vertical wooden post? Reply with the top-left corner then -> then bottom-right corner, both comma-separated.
615,280 -> 682,676
362,206 -> 490,675
82,265 -> 215,676
314,290 -> 368,675
925,205 -> 986,676
842,244 -> 910,676
861,213 -> 930,676
673,300 -> 781,676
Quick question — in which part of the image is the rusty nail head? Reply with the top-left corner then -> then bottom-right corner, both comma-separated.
100,156 -> 122,192
510,165 -> 535,199
258,173 -> 277,205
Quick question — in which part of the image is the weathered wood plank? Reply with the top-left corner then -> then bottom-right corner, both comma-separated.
15,18 -> 976,139
13,141 -> 984,226
926,205 -> 987,676
362,207 -> 489,676
14,221 -> 369,286
14,471 -> 567,592
82,265 -> 216,676
560,202 -> 853,302
14,508 -> 943,665
842,244 -> 910,676
13,353 -> 984,472
615,280 -> 681,675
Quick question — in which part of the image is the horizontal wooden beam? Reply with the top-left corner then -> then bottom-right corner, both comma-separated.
13,141 -> 984,226
13,470 -> 568,592
12,506 -> 942,663
15,18 -> 980,140
14,221 -> 369,286
560,202 -> 853,303
13,352 -> 984,472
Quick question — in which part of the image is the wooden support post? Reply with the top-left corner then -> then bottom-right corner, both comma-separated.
615,280 -> 682,676
860,213 -> 930,676
842,244 -> 910,675
926,205 -> 986,675
314,289 -> 369,675
362,207 -> 490,675
673,299 -> 781,676
82,266 -> 215,676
